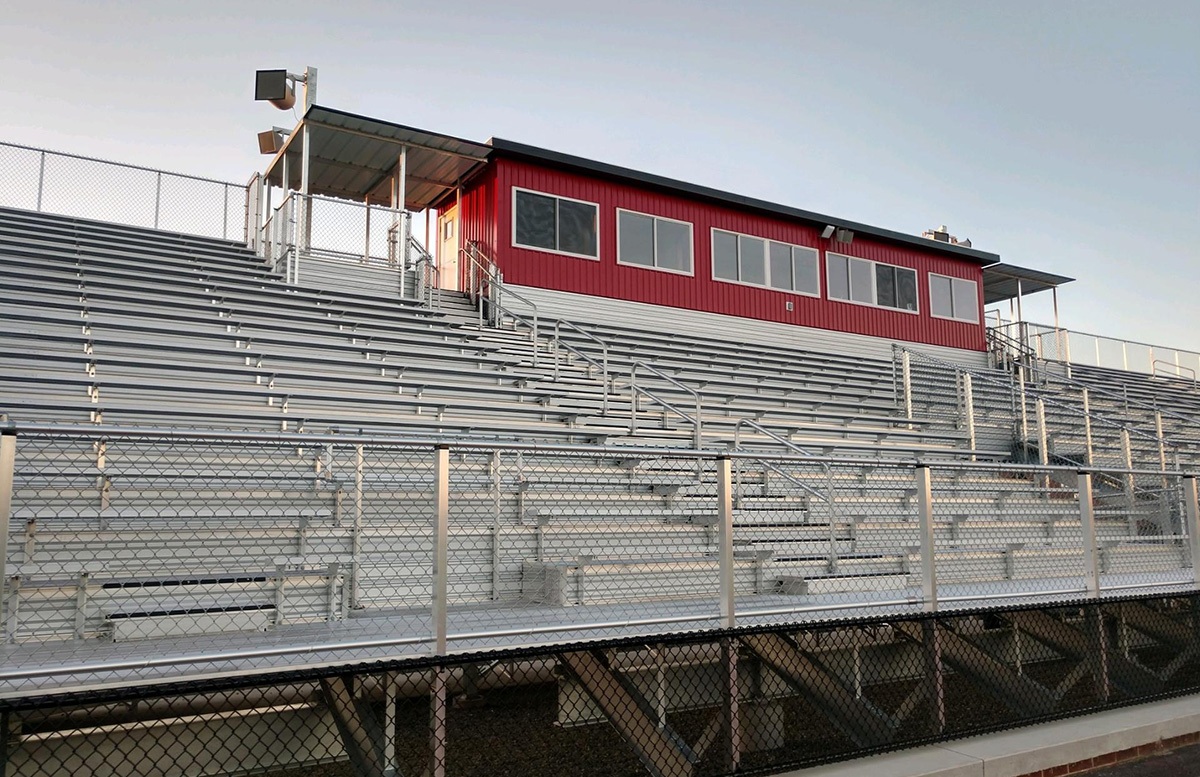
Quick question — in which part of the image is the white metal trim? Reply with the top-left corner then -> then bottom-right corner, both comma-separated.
709,227 -> 822,297
615,207 -> 696,276
510,185 -> 601,261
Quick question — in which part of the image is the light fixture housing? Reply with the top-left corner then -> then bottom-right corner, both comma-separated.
257,129 -> 286,155
820,225 -> 836,239
254,70 -> 295,110
835,228 -> 854,244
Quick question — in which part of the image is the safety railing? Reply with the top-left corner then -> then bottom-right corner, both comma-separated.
992,320 -> 1200,380
628,362 -> 704,448
0,139 -> 247,241
407,235 -> 441,310
0,422 -> 1197,695
462,241 -> 541,366
551,319 -> 611,416
897,345 -> 1184,471
1154,359 -> 1197,386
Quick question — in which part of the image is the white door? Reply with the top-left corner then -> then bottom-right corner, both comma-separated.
437,205 -> 459,291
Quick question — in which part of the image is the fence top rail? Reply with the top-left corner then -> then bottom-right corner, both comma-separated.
0,139 -> 242,190
1,422 -> 1192,478
991,320 -> 1200,361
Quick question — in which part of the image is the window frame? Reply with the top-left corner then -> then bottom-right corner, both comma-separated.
709,228 -> 822,297
825,252 -> 920,315
510,186 -> 601,261
615,207 -> 696,276
928,272 -> 980,324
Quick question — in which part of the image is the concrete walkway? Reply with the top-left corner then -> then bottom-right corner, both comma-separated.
783,694 -> 1200,777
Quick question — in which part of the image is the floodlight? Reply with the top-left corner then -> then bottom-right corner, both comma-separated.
820,225 -> 836,239
835,229 -> 854,244
255,69 -> 295,110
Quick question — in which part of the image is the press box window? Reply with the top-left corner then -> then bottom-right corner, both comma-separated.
826,253 -> 918,312
929,274 -> 979,323
712,229 -> 820,295
617,209 -> 693,273
513,188 -> 599,259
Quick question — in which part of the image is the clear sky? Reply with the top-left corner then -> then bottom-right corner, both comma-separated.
2,1 -> 1196,349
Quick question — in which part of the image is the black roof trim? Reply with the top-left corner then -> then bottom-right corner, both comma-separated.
487,137 -> 1000,266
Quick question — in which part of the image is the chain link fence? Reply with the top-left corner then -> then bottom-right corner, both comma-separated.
0,142 -> 247,242
991,321 -> 1200,383
1,592 -> 1198,777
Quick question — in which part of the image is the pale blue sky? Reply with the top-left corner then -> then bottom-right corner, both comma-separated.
1,1 -> 1196,348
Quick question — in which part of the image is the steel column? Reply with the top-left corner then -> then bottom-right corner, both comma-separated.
433,445 -> 449,654
1078,472 -> 1100,597
915,466 -> 937,611
716,457 -> 736,628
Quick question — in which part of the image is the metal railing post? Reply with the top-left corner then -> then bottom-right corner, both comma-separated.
962,373 -> 977,460
351,444 -> 364,609
915,465 -> 937,611
1184,477 -> 1200,587
901,351 -> 913,422
1017,364 -> 1030,446
1035,398 -> 1049,466
432,445 -> 449,655
0,431 -> 15,604
716,457 -> 735,628
1077,472 -> 1100,597
1120,430 -> 1135,533
35,151 -> 46,211
1155,412 -> 1167,473
1081,388 -> 1094,464
153,172 -> 162,229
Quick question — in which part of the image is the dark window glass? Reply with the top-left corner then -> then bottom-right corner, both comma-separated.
897,268 -> 918,311
827,254 -> 849,300
876,264 -> 897,308
618,210 -> 655,266
656,219 -> 692,272
557,199 -> 597,257
514,191 -> 556,251
713,231 -> 738,280
739,235 -> 766,285
768,241 -> 793,290
793,247 -> 820,294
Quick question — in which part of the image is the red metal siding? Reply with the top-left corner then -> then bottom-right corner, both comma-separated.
452,166 -> 498,290
468,157 -> 985,351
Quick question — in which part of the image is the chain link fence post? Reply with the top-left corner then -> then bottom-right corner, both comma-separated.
433,445 -> 449,656
716,456 -> 736,629
1078,471 -> 1100,597
0,430 -> 14,604
915,465 -> 937,612
1185,476 -> 1200,587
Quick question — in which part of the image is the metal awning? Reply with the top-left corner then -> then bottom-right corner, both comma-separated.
982,263 -> 1074,304
263,105 -> 491,210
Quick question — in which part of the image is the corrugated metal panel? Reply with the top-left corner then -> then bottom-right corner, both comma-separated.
509,284 -> 990,367
471,158 -> 987,352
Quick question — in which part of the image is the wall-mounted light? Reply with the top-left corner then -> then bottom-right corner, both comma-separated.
820,225 -> 836,239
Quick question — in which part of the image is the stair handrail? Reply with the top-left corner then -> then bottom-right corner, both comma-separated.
1152,359 -> 1198,386
897,346 -> 1183,463
551,319 -> 611,416
629,362 -> 703,448
461,241 -> 540,367
406,236 -> 441,310
731,418 -> 842,572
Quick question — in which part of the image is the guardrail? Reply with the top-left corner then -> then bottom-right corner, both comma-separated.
991,320 -> 1200,381
551,319 -> 611,416
462,241 -> 541,366
0,140 -> 247,241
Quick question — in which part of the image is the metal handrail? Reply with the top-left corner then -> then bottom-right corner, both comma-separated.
552,320 -> 611,416
461,242 -> 540,367
406,236 -> 441,310
1042,361 -> 1199,431
1152,359 -> 1198,385
629,362 -> 703,448
732,418 -> 841,572
898,346 -> 1183,459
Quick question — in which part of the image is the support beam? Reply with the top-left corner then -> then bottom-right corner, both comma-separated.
915,466 -> 937,611
1186,477 -> 1200,588
433,445 -> 449,655
1112,600 -> 1192,650
1006,609 -> 1163,698
558,650 -> 697,777
894,622 -> 1057,717
320,676 -> 388,777
0,431 -> 14,602
741,632 -> 895,748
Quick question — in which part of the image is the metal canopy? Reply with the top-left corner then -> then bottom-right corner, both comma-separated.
263,105 -> 491,210
982,263 -> 1074,304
